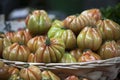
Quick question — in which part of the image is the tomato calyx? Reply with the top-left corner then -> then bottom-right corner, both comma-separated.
61,27 -> 68,30
45,37 -> 51,46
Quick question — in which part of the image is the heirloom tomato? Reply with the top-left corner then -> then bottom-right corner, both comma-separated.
42,70 -> 61,80
35,37 -> 65,63
19,65 -> 41,80
77,26 -> 102,51
12,29 -> 32,45
27,36 -> 46,53
0,61 -> 10,80
63,14 -> 96,35
78,50 -> 101,62
70,48 -> 82,61
48,20 -> 76,50
60,52 -> 77,63
97,19 -> 120,41
98,40 -> 120,59
81,8 -> 102,21
26,10 -> 51,36
3,43 -> 30,62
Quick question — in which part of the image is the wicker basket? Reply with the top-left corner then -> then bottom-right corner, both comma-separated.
0,57 -> 120,80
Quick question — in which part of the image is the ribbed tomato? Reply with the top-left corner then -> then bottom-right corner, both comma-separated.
19,65 -> 41,80
12,29 -> 32,45
27,36 -> 46,53
4,31 -> 15,42
26,10 -> 51,36
63,14 -> 96,35
27,53 -> 37,62
60,52 -> 76,63
77,26 -> 102,51
8,66 -> 19,75
48,20 -> 76,50
78,50 -> 101,62
9,73 -> 23,80
42,70 -> 60,80
35,37 -> 65,63
81,8 -> 102,21
3,43 -> 30,62
97,19 -> 120,40
70,48 -> 82,61
0,61 -> 10,80
98,40 -> 120,59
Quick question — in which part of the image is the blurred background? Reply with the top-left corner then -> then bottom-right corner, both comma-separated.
0,0 -> 120,20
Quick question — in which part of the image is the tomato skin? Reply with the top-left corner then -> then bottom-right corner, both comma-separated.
48,20 -> 77,50
78,50 -> 101,62
35,37 -> 65,63
60,52 -> 77,63
12,29 -> 32,45
5,32 -> 15,42
19,65 -> 41,80
0,61 -> 11,80
81,8 -> 102,21
70,48 -> 82,61
9,73 -> 24,80
27,36 -> 46,53
42,70 -> 61,80
77,26 -> 102,51
3,43 -> 30,62
97,19 -> 120,41
98,40 -> 120,59
26,10 -> 51,36
27,53 -> 37,62
8,66 -> 19,75
63,14 -> 96,35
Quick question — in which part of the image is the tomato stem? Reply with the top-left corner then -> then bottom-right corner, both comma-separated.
46,37 -> 51,46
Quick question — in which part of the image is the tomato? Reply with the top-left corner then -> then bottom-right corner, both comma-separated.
8,66 -> 19,75
78,50 -> 101,62
12,29 -> 32,45
27,53 -> 37,62
35,37 -> 65,63
48,20 -> 77,50
60,52 -> 76,63
9,73 -> 24,80
97,19 -> 120,41
27,36 -> 46,53
4,31 -> 15,42
63,14 -> 96,35
3,43 -> 30,62
19,65 -> 41,80
70,48 -> 82,61
98,40 -> 120,59
42,70 -> 61,80
81,8 -> 102,21
0,61 -> 10,80
26,10 -> 52,36
77,26 -> 102,51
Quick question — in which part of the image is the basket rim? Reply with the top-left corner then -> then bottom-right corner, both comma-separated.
0,57 -> 120,66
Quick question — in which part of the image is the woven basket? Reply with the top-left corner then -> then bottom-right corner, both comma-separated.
0,57 -> 120,80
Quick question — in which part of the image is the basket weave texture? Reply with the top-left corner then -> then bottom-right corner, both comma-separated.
0,57 -> 120,80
